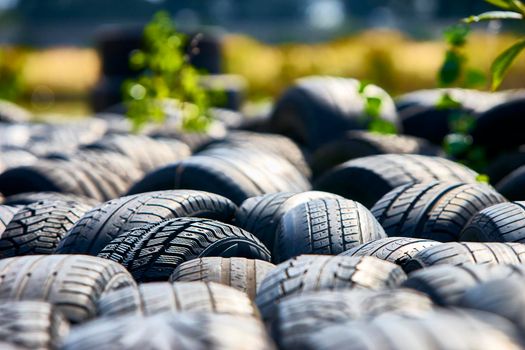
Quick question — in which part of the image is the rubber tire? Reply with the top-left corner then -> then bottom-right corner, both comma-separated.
98,217 -> 271,282
371,181 -> 506,242
272,289 -> 433,350
0,200 -> 90,258
311,131 -> 442,177
496,165 -> 525,201
56,190 -> 237,256
460,202 -> 525,243
402,264 -> 525,306
0,301 -> 69,350
61,312 -> 274,350
404,242 -> 525,272
274,198 -> 387,263
169,257 -> 275,300
234,191 -> 343,250
314,154 -> 478,208
340,237 -> 441,270
0,255 -> 136,323
255,255 -> 406,321
97,281 -> 258,318
0,205 -> 18,235
3,192 -> 101,207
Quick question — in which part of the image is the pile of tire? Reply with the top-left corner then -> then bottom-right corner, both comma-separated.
0,76 -> 525,349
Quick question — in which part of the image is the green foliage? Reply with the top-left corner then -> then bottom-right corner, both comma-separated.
123,11 -> 212,131
358,81 -> 397,134
491,38 -> 525,90
0,48 -> 26,101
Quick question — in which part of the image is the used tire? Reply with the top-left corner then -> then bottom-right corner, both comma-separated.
340,237 -> 441,270
169,257 -> 275,300
403,242 -> 525,272
56,190 -> 237,256
496,165 -> 525,201
460,202 -> 525,243
402,264 -> 525,306
255,255 -> 406,321
314,154 -> 478,208
3,191 -> 101,207
272,289 -> 433,350
0,205 -> 18,235
0,301 -> 69,350
0,255 -> 136,323
371,181 -> 506,242
97,281 -> 258,318
274,198 -> 387,263
0,200 -> 90,258
234,191 -> 342,250
98,217 -> 271,282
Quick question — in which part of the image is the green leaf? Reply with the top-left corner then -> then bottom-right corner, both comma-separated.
464,68 -> 488,88
438,50 -> 466,87
476,174 -> 491,184
491,39 -> 525,90
436,93 -> 462,109
484,0 -> 513,10
444,25 -> 470,47
463,11 -> 523,23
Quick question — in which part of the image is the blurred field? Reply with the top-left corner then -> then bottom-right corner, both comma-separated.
1,29 -> 524,114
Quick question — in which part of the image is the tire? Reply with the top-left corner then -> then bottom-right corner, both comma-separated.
127,152 -> 311,205
84,134 -> 191,173
0,205 -> 18,235
169,257 -> 275,300
302,310 -> 523,350
274,198 -> 387,263
234,191 -> 343,250
62,312 -> 275,350
459,278 -> 525,332
201,75 -> 246,111
371,181 -> 506,242
3,192 -> 101,207
0,301 -> 69,350
313,154 -> 478,208
340,237 -> 441,270
460,202 -> 525,243
0,100 -> 31,123
486,151 -> 525,185
98,217 -> 271,282
403,242 -> 525,272
269,76 -> 400,150
402,264 -> 525,306
0,255 -> 136,323
311,131 -> 442,177
97,281 -> 258,318
272,289 -> 433,350
255,255 -> 406,321
0,148 -> 37,172
0,200 -> 90,258
56,190 -> 237,256
496,165 -> 525,201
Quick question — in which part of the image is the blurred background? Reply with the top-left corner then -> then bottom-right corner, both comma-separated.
0,0 -> 524,116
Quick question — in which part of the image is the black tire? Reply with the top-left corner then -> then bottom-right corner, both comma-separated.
84,134 -> 191,173
0,148 -> 37,172
403,242 -> 525,272
0,205 -> 18,235
127,152 -> 311,205
486,151 -> 525,185
459,277 -> 525,332
460,202 -> 525,243
314,154 -> 478,208
311,131 -> 442,177
371,181 -> 506,242
496,165 -> 525,201
169,257 -> 275,300
340,237 -> 441,270
269,77 -> 400,150
255,255 -> 406,321
56,190 -> 237,256
402,264 -> 525,306
0,301 -> 69,350
0,255 -> 136,323
274,198 -> 387,263
302,310 -> 523,350
98,217 -> 271,282
62,312 -> 275,350
0,200 -> 90,258
234,191 -> 342,250
97,281 -> 258,318
3,192 -> 101,207
0,100 -> 31,123
272,289 -> 433,350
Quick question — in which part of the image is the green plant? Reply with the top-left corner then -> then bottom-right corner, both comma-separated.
358,81 -> 398,135
0,47 -> 26,102
123,11 -> 212,131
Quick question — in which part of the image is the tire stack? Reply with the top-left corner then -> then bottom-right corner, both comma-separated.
0,78 -> 524,349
